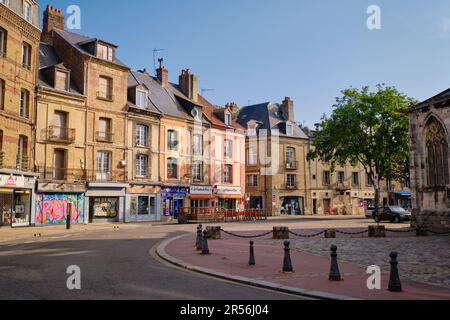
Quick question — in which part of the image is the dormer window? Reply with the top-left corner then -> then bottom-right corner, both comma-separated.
225,112 -> 232,126
97,43 -> 114,61
55,70 -> 69,91
23,1 -> 32,22
136,90 -> 147,108
286,122 -> 293,136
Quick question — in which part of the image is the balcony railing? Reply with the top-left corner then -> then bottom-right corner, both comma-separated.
96,91 -> 114,101
334,181 -> 351,191
285,160 -> 298,170
283,182 -> 298,190
96,131 -> 114,143
86,170 -> 127,182
16,155 -> 29,172
38,167 -> 87,182
47,126 -> 76,144
0,150 -> 4,167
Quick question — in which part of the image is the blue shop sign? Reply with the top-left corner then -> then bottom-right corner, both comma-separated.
161,186 -> 189,198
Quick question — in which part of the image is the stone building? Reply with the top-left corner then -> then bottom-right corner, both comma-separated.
237,98 -> 311,216
38,5 -> 130,223
0,0 -> 40,227
409,89 -> 450,231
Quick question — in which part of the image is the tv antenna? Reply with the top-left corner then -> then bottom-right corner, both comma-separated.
153,48 -> 165,72
201,88 -> 215,96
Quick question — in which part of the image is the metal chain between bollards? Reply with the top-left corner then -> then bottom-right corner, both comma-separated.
335,230 -> 369,236
288,230 -> 326,238
220,229 -> 273,239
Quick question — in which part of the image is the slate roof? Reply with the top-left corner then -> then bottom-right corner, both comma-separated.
38,43 -> 84,96
53,29 -> 128,69
414,88 -> 450,110
237,102 -> 308,139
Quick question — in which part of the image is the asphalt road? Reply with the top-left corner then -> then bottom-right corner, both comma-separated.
0,225 -> 305,300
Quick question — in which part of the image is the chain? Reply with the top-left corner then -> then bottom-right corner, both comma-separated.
288,230 -> 326,238
220,229 -> 273,239
335,229 -> 369,235
385,228 -> 417,233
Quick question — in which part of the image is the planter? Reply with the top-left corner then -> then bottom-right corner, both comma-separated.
177,213 -> 188,225
206,226 -> 222,240
325,229 -> 336,238
273,227 -> 289,239
368,225 -> 386,238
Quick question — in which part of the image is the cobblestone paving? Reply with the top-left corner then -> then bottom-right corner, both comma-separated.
265,236 -> 450,289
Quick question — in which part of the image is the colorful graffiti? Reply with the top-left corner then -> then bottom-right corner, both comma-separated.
35,194 -> 85,225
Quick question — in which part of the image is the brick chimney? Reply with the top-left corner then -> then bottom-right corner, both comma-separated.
280,97 -> 295,122
155,58 -> 168,87
179,69 -> 198,102
42,5 -> 65,43
225,102 -> 240,115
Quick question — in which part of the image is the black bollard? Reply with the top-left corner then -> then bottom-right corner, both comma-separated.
201,230 -> 210,255
329,245 -> 342,281
66,203 -> 72,230
388,252 -> 402,292
249,241 -> 256,266
282,241 -> 294,273
195,225 -> 203,251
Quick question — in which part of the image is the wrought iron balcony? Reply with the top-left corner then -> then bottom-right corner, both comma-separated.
285,160 -> 298,170
96,91 -> 114,101
38,167 -> 87,182
334,181 -> 351,191
96,131 -> 114,143
47,126 -> 76,144
0,150 -> 4,168
86,170 -> 127,182
16,155 -> 29,172
283,182 -> 298,190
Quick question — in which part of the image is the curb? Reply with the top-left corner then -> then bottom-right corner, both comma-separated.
156,233 -> 361,301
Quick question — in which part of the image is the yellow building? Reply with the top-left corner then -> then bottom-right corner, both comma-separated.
0,0 -> 40,227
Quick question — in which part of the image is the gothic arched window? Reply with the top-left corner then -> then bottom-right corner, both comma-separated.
425,117 -> 449,187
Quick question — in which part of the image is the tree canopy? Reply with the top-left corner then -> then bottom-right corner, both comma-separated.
307,85 -> 416,191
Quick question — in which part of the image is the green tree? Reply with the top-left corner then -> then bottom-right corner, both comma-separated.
307,85 -> 416,210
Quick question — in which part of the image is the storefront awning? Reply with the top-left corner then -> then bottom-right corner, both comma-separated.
394,192 -> 412,198
218,195 -> 243,199
190,195 -> 215,199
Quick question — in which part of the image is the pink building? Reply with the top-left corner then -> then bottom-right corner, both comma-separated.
198,97 -> 246,210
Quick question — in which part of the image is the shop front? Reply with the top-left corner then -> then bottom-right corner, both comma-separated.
280,196 -> 304,215
126,184 -> 161,223
86,182 -> 127,223
161,186 -> 189,220
190,186 -> 214,209
214,186 -> 244,210
0,173 -> 36,228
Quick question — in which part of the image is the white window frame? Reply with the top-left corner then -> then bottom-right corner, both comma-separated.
225,112 -> 232,126
22,42 -> 31,69
135,124 -> 149,147
287,174 -> 296,187
136,90 -> 147,108
23,1 -> 32,22
224,139 -> 233,158
193,134 -> 203,155
135,154 -> 149,177
20,89 -> 29,118
193,161 -> 203,181
224,165 -> 232,183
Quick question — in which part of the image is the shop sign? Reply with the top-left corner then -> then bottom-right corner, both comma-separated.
0,174 -> 26,188
161,186 -> 189,197
214,186 -> 242,196
190,186 -> 213,195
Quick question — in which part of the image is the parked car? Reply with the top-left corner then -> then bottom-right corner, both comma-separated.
373,206 -> 412,223
365,206 -> 376,218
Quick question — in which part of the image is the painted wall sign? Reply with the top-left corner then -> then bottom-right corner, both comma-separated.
0,175 -> 26,188
161,187 -> 189,198
214,186 -> 242,195
190,186 -> 213,195
35,193 -> 85,225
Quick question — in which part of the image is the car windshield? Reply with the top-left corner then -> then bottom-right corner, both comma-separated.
389,206 -> 408,214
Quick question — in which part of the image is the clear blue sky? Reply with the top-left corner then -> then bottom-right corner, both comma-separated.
39,0 -> 450,127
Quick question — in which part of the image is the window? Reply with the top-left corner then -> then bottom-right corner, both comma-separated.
136,154 -> 148,177
352,172 -> 359,187
0,27 -> 6,57
224,165 -> 232,183
97,118 -> 112,142
337,171 -> 345,184
20,89 -> 29,118
0,78 -> 4,109
246,175 -> 258,187
17,135 -> 28,171
323,171 -> 331,186
425,117 -> 449,187
96,151 -> 111,180
97,43 -> 114,61
135,124 -> 149,147
22,42 -> 31,69
247,147 -> 257,165
286,147 -> 296,168
167,157 -> 178,179
55,70 -> 68,91
98,76 -> 113,100
286,122 -> 293,136
53,149 -> 66,180
225,112 -> 232,126
287,174 -> 296,187
366,173 -> 373,186
167,130 -> 179,151
136,90 -> 147,108
224,140 -> 233,158
193,161 -> 203,181
0,0 -> 9,6
386,180 -> 393,191
193,134 -> 203,155
23,1 -> 32,22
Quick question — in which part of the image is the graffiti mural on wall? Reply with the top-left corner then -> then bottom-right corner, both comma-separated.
35,194 -> 85,225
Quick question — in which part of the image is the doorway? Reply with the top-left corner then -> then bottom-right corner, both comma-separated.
323,199 -> 331,215
53,149 -> 66,180
0,193 -> 13,227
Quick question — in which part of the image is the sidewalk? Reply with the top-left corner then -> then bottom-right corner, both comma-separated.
158,232 -> 450,300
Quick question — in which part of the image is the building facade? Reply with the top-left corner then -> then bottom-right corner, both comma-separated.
409,89 -> 450,231
0,0 -> 40,227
